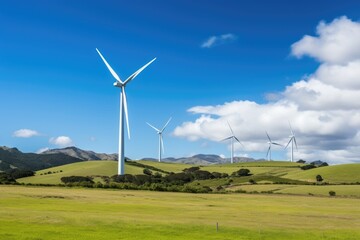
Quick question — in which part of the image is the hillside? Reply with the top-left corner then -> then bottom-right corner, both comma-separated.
42,146 -> 117,161
284,163 -> 360,183
0,146 -> 83,171
19,161 -> 146,184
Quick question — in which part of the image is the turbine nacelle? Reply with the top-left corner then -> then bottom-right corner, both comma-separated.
113,81 -> 123,87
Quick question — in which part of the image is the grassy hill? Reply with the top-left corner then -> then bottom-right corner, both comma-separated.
19,161 -> 145,184
18,160 -> 360,198
284,163 -> 360,183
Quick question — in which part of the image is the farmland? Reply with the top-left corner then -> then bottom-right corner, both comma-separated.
0,185 -> 359,240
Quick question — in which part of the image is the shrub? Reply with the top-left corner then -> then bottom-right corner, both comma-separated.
192,170 -> 214,180
329,191 -> 336,197
61,176 -> 94,184
183,166 -> 200,173
143,168 -> 153,176
249,179 -> 256,184
316,174 -> 323,182
300,164 -> 317,170
231,168 -> 251,177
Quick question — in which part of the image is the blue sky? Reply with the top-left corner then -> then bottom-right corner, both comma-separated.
1,0 -> 360,163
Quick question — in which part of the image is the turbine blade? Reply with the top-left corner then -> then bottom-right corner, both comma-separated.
227,121 -> 235,136
272,142 -> 283,146
284,138 -> 292,149
160,135 -> 165,154
124,58 -> 156,85
161,117 -> 172,132
122,87 -> 130,139
146,122 -> 160,132
294,137 -> 298,151
266,131 -> 271,142
233,136 -> 245,148
96,48 -> 123,83
221,136 -> 233,142
266,145 -> 271,158
288,121 -> 294,136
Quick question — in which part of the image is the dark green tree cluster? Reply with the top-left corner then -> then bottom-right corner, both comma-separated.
0,172 -> 16,184
61,176 -> 94,184
231,168 -> 251,177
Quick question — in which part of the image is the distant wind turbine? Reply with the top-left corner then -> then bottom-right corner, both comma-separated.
146,117 -> 172,162
266,131 -> 282,161
96,48 -> 156,175
285,122 -> 298,162
222,122 -> 242,164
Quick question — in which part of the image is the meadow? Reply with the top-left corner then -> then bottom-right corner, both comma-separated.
0,185 -> 359,240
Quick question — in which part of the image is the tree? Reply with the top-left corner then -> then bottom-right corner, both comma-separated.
329,191 -> 336,197
316,174 -> 323,182
231,168 -> 251,177
296,159 -> 306,164
143,168 -> 152,176
300,164 -> 317,170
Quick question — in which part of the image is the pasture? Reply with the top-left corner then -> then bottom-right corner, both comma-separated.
0,185 -> 359,239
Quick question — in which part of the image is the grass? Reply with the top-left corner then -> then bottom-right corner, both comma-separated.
18,161 -> 145,184
0,185 -> 359,239
137,160 -> 190,173
285,163 -> 360,183
227,184 -> 360,197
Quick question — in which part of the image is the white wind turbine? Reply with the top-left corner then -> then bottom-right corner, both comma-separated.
285,123 -> 298,162
222,122 -> 242,164
266,131 -> 282,161
146,117 -> 172,162
96,48 -> 156,175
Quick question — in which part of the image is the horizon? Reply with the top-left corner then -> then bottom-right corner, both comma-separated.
2,1 -> 360,164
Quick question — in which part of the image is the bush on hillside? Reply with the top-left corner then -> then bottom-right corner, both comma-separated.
316,174 -> 323,182
300,164 -> 317,170
61,176 -> 94,184
6,169 -> 34,179
183,166 -> 200,173
231,168 -> 251,177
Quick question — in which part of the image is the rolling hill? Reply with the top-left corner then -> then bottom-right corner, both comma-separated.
284,163 -> 360,183
0,146 -> 83,171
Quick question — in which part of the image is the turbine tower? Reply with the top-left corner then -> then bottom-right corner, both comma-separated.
285,123 -> 298,162
222,122 -> 242,164
266,131 -> 282,161
96,48 -> 156,175
146,117 -> 172,162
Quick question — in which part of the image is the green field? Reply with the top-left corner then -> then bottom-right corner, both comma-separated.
19,161 -> 145,184
18,161 -> 360,198
0,185 -> 359,240
284,163 -> 360,183
228,184 -> 360,197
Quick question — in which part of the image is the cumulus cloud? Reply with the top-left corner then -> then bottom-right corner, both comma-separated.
174,16 -> 360,164
291,16 -> 360,64
201,33 -> 237,48
13,129 -> 40,138
49,136 -> 73,147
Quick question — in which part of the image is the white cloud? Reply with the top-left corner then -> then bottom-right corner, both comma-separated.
49,136 -> 73,147
201,33 -> 237,48
36,147 -> 49,154
291,16 -> 360,64
174,16 -> 360,164
13,129 -> 39,138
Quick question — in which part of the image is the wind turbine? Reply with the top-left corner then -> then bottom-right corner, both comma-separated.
222,122 -> 242,164
285,123 -> 298,162
266,131 -> 282,161
146,117 -> 172,162
96,48 -> 156,175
